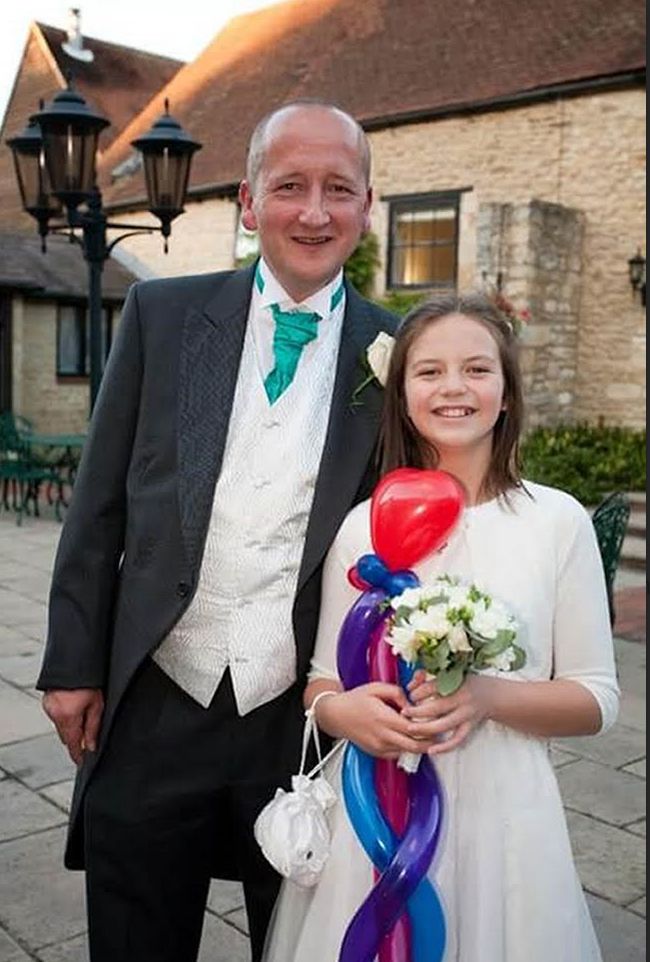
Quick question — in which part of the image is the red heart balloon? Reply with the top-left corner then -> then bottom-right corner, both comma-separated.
370,468 -> 465,571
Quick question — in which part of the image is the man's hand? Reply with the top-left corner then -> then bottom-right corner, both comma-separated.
42,689 -> 104,765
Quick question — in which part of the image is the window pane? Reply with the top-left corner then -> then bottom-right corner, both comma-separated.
58,306 -> 84,375
390,197 -> 458,288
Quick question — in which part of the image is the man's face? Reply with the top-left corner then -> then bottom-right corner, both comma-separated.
239,106 -> 372,303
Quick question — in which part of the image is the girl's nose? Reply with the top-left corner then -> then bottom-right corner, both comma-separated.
439,370 -> 465,393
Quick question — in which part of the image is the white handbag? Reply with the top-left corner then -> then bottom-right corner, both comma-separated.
254,694 -> 345,888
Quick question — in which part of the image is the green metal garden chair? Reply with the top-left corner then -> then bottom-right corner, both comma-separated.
0,412 -> 66,524
591,492 -> 631,627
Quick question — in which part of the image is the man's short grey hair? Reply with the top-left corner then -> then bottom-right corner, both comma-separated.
245,99 -> 371,189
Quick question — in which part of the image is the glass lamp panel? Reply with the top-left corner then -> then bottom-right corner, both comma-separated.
43,124 -> 99,199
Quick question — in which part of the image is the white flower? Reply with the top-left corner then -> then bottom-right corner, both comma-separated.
410,606 -> 449,639
389,625 -> 420,663
391,586 -> 426,611
366,332 -> 395,387
486,646 -> 518,672
448,624 -> 472,653
469,600 -> 504,639
445,584 -> 474,610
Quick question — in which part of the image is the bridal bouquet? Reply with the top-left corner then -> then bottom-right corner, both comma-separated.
386,576 -> 525,771
387,575 -> 525,694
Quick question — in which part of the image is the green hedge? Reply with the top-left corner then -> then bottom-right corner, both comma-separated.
521,424 -> 646,505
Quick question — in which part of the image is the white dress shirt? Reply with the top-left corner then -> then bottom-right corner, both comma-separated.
153,259 -> 345,714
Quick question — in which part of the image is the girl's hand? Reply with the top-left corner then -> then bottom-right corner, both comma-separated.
316,682 -> 437,759
403,671 -> 490,754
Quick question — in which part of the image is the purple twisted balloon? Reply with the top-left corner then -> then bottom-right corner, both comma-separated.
336,589 -> 446,962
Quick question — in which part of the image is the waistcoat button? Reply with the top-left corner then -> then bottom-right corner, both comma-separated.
176,581 -> 191,598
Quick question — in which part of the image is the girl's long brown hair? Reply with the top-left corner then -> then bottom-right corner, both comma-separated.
379,292 -> 525,501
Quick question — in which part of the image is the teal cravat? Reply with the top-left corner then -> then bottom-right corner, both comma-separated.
256,263 -> 344,405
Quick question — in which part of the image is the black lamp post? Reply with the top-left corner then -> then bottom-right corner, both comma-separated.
8,83 -> 201,411
628,249 -> 646,307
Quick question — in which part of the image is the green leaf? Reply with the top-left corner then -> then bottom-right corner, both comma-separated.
477,630 -> 514,657
436,663 -> 465,695
509,645 -> 527,670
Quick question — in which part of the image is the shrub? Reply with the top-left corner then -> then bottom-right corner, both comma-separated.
344,232 -> 381,297
520,423 -> 646,505
375,289 -> 430,316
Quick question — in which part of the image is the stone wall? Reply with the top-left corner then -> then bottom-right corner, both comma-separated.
11,297 -> 89,433
368,88 -> 645,428
109,197 -> 239,279
477,199 -> 585,428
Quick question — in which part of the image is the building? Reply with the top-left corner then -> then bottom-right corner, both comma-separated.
1,0 -> 646,431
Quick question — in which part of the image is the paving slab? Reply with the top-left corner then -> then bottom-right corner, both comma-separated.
35,932 -> 88,962
561,724 -> 646,769
616,692 -> 646,733
0,780 -> 66,842
0,679 -> 52,745
40,780 -> 75,814
0,590 -> 47,628
0,650 -> 46,688
0,733 -> 75,789
558,759 -> 646,825
623,758 -> 646,778
1,570 -> 52,604
567,811 -> 646,905
613,638 -> 646,697
221,907 -> 249,935
587,893 -> 646,962
0,927 -> 32,962
550,744 -> 581,769
206,879 -> 246,916
0,827 -> 86,950
198,913 -> 250,962
625,817 -> 646,837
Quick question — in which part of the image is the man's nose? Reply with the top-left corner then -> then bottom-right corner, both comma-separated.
298,189 -> 330,227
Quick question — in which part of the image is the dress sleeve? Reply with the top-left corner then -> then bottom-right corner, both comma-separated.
553,502 -> 620,732
308,508 -> 368,682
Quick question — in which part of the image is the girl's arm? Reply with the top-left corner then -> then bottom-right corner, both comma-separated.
405,497 -> 619,752
404,672 -> 602,755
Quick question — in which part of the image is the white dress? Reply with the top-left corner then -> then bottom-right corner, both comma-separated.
263,482 -> 620,962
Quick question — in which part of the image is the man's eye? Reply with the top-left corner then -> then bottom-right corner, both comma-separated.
330,183 -> 352,193
277,182 -> 299,191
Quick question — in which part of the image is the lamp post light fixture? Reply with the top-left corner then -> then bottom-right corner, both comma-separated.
8,82 -> 201,411
627,249 -> 646,307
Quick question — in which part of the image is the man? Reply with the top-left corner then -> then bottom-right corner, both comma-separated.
36,101 -> 397,962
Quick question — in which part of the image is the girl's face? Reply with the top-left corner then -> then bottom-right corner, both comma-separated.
404,313 -> 505,463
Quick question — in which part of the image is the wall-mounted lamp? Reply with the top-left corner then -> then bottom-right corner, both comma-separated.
628,249 -> 646,307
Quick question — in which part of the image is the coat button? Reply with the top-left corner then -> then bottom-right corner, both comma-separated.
176,581 -> 191,598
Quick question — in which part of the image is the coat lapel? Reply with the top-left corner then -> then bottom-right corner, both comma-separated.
297,284 -> 388,593
177,265 -> 255,574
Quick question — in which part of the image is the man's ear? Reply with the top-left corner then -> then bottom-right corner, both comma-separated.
238,180 -> 258,232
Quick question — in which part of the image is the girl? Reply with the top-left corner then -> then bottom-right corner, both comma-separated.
262,293 -> 619,962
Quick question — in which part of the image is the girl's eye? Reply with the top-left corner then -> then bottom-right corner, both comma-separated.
467,366 -> 491,375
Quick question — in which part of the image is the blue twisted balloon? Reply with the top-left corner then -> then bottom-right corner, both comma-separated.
341,745 -> 446,962
336,586 -> 447,962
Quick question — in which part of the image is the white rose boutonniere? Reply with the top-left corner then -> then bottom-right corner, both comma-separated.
351,331 -> 395,407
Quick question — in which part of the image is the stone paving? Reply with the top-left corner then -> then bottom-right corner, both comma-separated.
0,512 -> 645,962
